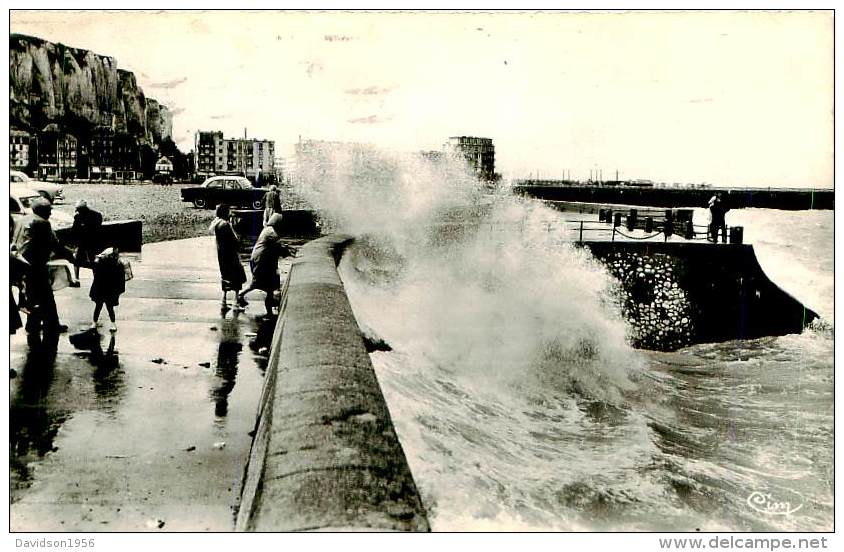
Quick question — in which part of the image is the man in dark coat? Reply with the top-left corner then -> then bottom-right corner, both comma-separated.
708,193 -> 730,243
71,199 -> 104,280
12,198 -> 75,346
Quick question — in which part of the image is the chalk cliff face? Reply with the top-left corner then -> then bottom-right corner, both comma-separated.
145,98 -> 173,145
9,33 -> 172,144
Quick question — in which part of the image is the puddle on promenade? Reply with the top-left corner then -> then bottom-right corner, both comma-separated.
9,310 -> 276,530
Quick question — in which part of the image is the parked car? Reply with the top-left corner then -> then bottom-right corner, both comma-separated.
10,187 -> 73,230
180,176 -> 267,209
10,170 -> 64,203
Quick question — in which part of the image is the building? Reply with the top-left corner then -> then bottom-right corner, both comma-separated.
87,128 -> 138,180
194,131 -> 223,177
10,129 -> 33,171
37,124 -> 77,181
155,155 -> 174,174
194,130 -> 275,180
444,136 -> 495,180
88,127 -> 114,180
419,150 -> 444,163
294,138 -> 377,182
274,155 -> 294,184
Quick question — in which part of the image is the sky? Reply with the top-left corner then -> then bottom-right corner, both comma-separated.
8,9 -> 834,187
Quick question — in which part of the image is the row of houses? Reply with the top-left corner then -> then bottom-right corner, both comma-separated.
192,133 -> 494,185
10,127 -> 493,184
9,125 -> 174,182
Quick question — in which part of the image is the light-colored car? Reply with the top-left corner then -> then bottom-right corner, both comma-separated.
10,169 -> 64,203
10,187 -> 73,230
180,175 -> 267,209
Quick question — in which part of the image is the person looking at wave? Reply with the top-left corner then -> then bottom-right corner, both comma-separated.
236,213 -> 293,316
209,204 -> 247,311
708,193 -> 729,243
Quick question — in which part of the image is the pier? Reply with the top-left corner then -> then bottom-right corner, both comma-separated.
513,182 -> 834,210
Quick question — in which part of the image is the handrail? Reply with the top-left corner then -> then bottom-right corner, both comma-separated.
569,219 -> 734,243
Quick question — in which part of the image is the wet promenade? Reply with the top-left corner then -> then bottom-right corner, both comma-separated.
10,237 -> 290,532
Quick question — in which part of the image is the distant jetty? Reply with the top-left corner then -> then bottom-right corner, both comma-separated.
513,181 -> 833,210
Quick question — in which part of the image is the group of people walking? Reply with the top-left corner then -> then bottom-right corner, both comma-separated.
11,186 -> 294,351
210,185 -> 292,316
10,199 -> 125,349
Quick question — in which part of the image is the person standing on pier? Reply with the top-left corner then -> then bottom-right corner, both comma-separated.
708,193 -> 729,243
210,204 -> 247,310
237,213 -> 293,316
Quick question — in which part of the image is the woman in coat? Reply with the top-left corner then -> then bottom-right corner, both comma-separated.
210,204 -> 247,310
262,185 -> 282,225
237,213 -> 292,316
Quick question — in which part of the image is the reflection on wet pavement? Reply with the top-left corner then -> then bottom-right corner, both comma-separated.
10,349 -> 65,500
9,237 -> 286,531
210,315 -> 243,423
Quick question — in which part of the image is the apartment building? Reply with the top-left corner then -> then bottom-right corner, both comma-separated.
37,124 -> 78,181
9,129 -> 33,170
444,136 -> 495,180
194,130 -> 274,180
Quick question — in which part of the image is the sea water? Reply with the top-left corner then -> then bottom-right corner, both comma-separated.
297,148 -> 833,532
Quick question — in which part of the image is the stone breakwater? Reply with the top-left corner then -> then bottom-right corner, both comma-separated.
601,250 -> 696,350
583,241 -> 817,351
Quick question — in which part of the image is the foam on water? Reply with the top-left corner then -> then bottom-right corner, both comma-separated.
296,147 -> 833,531
693,207 -> 833,322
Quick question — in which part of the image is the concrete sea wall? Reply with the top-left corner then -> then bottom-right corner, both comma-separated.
231,208 -> 321,240
236,235 -> 429,532
55,219 -> 143,253
583,241 -> 818,351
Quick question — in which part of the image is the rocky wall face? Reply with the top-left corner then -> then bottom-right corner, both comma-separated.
116,69 -> 146,137
145,99 -> 173,143
10,34 -> 171,145
602,250 -> 696,350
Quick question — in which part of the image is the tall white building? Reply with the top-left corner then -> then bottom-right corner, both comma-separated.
194,130 -> 274,180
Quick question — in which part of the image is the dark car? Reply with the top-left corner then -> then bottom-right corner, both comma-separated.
181,176 -> 267,209
152,173 -> 173,185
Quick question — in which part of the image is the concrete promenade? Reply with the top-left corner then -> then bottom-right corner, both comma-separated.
10,237 -> 289,531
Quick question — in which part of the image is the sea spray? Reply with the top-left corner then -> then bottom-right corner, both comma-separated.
294,143 -> 642,402
292,145 -> 833,531
294,141 -> 484,241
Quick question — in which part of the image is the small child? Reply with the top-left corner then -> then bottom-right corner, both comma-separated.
89,248 -> 126,332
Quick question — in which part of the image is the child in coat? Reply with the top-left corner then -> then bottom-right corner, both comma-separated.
89,247 -> 126,331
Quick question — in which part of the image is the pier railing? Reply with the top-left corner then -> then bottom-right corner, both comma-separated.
567,207 -> 740,244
